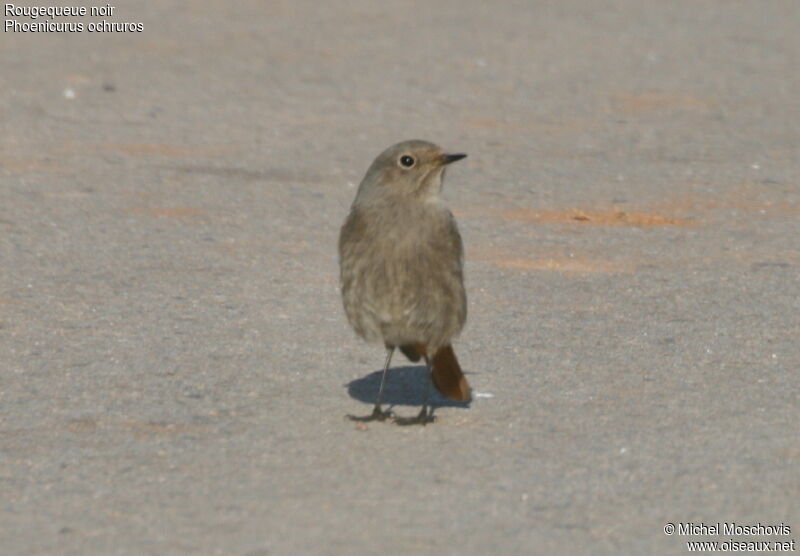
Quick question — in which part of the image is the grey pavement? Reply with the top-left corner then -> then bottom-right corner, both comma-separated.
1,1 -> 798,554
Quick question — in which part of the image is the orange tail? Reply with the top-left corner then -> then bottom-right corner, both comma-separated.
431,345 -> 471,402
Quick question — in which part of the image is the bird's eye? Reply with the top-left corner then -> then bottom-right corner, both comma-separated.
399,155 -> 415,168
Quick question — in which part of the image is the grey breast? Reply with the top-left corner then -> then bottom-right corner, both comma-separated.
339,201 -> 466,351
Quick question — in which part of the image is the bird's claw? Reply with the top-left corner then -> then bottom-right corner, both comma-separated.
347,406 -> 393,422
393,407 -> 435,426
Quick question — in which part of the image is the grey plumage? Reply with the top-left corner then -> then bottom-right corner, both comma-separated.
339,140 -> 471,423
339,140 -> 467,355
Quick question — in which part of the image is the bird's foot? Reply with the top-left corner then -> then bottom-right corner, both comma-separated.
347,406 -> 393,422
394,406 -> 435,426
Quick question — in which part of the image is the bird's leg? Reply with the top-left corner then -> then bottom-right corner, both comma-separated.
348,347 -> 394,422
394,357 -> 436,426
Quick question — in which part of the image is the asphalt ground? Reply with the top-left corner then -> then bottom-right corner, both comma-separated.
1,1 -> 798,554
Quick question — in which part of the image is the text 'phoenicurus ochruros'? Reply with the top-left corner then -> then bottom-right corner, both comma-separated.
339,140 -> 471,425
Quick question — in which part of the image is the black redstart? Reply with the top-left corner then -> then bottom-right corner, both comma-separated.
339,140 -> 471,425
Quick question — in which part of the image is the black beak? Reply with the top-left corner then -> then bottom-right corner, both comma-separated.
441,153 -> 467,165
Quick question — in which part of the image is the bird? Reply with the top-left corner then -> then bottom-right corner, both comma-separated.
339,140 -> 471,425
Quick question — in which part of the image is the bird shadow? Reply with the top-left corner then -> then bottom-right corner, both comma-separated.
346,365 -> 471,409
